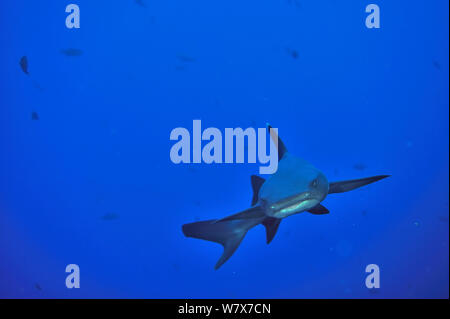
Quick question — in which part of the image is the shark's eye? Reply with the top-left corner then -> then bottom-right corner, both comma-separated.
310,178 -> 319,188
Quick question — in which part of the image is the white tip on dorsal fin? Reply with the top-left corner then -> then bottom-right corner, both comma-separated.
267,123 -> 288,161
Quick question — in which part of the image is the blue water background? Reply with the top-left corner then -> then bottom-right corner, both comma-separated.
0,0 -> 448,298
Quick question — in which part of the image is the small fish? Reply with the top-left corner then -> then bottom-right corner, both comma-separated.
19,56 -> 29,75
353,163 -> 367,171
35,283 -> 42,291
31,111 -> 39,120
102,212 -> 119,221
177,55 -> 196,63
61,48 -> 83,57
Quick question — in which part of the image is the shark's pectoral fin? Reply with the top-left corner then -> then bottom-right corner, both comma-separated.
267,124 -> 287,161
262,217 -> 281,244
251,175 -> 265,206
328,175 -> 390,194
308,204 -> 330,215
213,206 -> 265,224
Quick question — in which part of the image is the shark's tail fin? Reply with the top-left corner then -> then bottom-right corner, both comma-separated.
182,217 -> 261,270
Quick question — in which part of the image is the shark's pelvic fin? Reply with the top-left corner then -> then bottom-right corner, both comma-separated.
182,219 -> 248,269
308,204 -> 330,215
328,175 -> 390,194
267,124 -> 287,161
262,217 -> 282,244
213,206 -> 265,224
251,175 -> 265,206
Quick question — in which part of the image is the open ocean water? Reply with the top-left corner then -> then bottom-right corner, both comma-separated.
0,0 -> 448,298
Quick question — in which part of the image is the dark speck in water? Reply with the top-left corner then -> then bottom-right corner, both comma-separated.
35,283 -> 42,291
188,166 -> 197,173
177,55 -> 196,63
287,48 -> 299,59
287,0 -> 301,8
102,213 -> 119,221
32,80 -> 44,91
61,48 -> 83,57
32,111 -> 39,120
432,60 -> 441,70
353,163 -> 367,171
134,0 -> 147,7
439,216 -> 449,223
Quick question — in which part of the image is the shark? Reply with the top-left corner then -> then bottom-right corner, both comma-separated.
182,125 -> 390,269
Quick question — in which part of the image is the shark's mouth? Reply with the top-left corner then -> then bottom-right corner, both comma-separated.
268,192 -> 320,218
278,199 -> 319,215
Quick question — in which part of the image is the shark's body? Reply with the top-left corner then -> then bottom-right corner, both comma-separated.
182,126 -> 389,269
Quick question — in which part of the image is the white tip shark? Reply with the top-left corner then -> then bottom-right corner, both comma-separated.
182,125 -> 390,269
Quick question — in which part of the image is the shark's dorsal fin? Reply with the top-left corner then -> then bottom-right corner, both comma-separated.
251,175 -> 265,206
328,175 -> 390,194
308,204 -> 330,215
262,217 -> 281,244
267,124 -> 287,161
